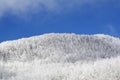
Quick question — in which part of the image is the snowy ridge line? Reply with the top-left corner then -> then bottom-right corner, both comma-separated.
1,33 -> 120,80
0,33 -> 120,62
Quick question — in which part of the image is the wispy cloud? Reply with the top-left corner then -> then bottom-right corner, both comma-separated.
106,25 -> 119,36
0,0 -> 118,17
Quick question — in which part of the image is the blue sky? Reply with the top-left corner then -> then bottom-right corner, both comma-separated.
0,0 -> 120,42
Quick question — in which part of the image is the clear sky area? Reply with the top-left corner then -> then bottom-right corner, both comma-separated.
0,0 -> 120,42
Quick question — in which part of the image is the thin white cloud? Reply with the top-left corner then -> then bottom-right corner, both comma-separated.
0,0 -> 83,13
106,25 -> 119,36
0,0 -> 118,17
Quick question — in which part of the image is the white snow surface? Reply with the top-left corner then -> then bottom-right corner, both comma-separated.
0,33 -> 120,80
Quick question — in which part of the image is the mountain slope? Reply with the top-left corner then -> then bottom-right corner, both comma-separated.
0,33 -> 120,80
0,33 -> 120,62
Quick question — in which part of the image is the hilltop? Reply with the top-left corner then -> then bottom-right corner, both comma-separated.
0,33 -> 120,80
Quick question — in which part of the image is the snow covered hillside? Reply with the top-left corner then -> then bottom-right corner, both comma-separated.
0,33 -> 120,80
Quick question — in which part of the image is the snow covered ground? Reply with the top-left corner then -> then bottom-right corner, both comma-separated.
0,33 -> 120,80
